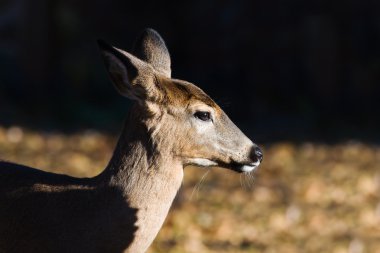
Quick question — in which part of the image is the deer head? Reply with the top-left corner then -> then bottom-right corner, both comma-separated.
98,29 -> 262,173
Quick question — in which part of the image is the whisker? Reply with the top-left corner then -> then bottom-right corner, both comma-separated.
241,173 -> 248,190
240,169 -> 258,190
246,172 -> 252,188
248,171 -> 256,188
197,169 -> 210,198
190,169 -> 210,200
243,172 -> 251,190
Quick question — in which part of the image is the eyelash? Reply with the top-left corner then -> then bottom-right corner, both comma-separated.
194,111 -> 212,122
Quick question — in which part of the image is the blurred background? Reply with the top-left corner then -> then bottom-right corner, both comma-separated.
0,1 -> 380,253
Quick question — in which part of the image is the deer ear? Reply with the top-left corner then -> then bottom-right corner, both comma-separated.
133,28 -> 171,78
98,40 -> 158,101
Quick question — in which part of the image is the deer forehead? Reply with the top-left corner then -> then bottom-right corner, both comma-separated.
157,77 -> 221,114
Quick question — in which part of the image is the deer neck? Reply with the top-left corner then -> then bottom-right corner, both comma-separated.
99,112 -> 184,253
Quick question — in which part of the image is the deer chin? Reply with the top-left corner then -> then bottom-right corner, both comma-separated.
215,160 -> 261,173
239,162 -> 260,173
187,157 -> 261,173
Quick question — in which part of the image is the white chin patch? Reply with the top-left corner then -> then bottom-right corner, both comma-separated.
189,158 -> 217,167
240,161 -> 260,172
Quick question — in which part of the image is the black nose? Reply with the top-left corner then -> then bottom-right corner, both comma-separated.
250,145 -> 263,163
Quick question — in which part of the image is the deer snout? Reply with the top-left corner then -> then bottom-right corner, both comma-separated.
238,145 -> 263,173
250,145 -> 263,164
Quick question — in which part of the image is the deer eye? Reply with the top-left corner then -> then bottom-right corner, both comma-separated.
194,111 -> 211,122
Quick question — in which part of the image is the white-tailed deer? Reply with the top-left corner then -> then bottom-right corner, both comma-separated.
0,29 -> 263,253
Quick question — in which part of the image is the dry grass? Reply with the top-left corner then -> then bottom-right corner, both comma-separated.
0,126 -> 379,253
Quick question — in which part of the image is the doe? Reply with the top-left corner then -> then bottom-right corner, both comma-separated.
0,29 -> 263,253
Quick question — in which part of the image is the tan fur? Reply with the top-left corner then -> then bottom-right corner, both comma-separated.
0,29 -> 261,253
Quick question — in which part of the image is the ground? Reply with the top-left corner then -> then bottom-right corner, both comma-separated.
0,126 -> 379,253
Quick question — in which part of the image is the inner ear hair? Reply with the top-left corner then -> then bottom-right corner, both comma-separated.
102,51 -> 135,98
98,39 -> 156,100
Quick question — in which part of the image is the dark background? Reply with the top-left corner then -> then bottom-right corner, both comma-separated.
1,0 -> 379,142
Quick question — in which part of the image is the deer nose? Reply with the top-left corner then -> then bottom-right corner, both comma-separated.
250,145 -> 263,163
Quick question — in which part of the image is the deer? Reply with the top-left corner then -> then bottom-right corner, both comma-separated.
0,28 -> 263,253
